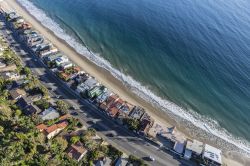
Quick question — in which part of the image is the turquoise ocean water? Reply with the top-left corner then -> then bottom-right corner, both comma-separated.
19,0 -> 250,152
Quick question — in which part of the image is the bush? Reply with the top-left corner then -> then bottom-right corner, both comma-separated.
107,145 -> 123,160
70,136 -> 80,144
34,99 -> 50,110
128,155 -> 147,166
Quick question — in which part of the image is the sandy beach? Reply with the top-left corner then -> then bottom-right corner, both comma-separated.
1,0 -> 250,165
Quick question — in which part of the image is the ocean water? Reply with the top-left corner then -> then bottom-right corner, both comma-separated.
18,0 -> 250,153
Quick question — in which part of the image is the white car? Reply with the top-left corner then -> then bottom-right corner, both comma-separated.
149,156 -> 155,161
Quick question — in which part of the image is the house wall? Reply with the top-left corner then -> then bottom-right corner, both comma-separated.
47,128 -> 63,139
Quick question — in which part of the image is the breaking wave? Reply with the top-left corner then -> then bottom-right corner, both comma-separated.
17,0 -> 250,155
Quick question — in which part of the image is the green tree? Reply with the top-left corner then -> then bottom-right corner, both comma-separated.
0,125 -> 4,135
124,118 -> 140,131
107,145 -> 123,160
22,67 -> 32,77
34,99 -> 50,110
55,137 -> 68,151
70,136 -> 80,144
89,150 -> 102,161
85,128 -> 96,138
128,155 -> 147,166
15,109 -> 22,117
25,76 -> 39,90
39,86 -> 49,99
56,100 -> 69,115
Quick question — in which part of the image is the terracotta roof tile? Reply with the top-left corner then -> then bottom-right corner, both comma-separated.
36,124 -> 47,131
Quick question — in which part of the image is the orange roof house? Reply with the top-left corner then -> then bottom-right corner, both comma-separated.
36,124 -> 47,131
106,95 -> 119,107
107,107 -> 119,118
36,121 -> 68,139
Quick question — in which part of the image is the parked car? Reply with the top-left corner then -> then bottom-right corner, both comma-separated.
70,112 -> 78,116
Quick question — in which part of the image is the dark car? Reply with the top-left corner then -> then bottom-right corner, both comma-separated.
106,133 -> 115,137
70,112 -> 78,116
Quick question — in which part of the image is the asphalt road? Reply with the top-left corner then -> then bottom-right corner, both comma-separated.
0,18 -> 197,166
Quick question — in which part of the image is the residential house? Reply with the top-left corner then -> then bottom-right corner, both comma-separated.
28,36 -> 44,47
111,98 -> 124,110
24,104 -> 41,115
44,53 -> 62,63
74,72 -> 89,84
95,90 -> 112,104
95,157 -> 112,166
58,66 -> 81,81
158,126 -> 187,152
106,107 -> 119,118
39,107 -> 60,121
99,94 -> 119,111
202,144 -> 222,166
16,96 -> 32,110
36,121 -> 68,139
184,139 -> 204,160
118,102 -> 134,117
55,56 -> 69,67
36,43 -> 58,57
87,86 -> 106,99
114,156 -> 129,166
173,139 -> 186,155
1,71 -> 20,80
9,88 -> 26,100
58,62 -> 73,71
10,79 -> 27,90
139,113 -> 154,135
76,77 -> 98,94
66,141 -> 88,162
106,98 -> 125,118
128,106 -> 145,120
0,64 -> 17,72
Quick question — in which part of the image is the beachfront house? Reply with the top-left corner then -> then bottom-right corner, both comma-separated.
87,85 -> 106,99
27,35 -> 44,47
57,66 -> 81,81
184,139 -> 204,160
55,56 -> 69,67
6,12 -> 19,22
76,77 -> 98,94
99,94 -> 119,111
44,53 -> 62,62
95,90 -> 112,104
139,113 -> 155,135
43,53 -> 63,68
202,144 -> 222,166
129,106 -> 145,120
58,62 -> 74,71
39,107 -> 60,121
34,43 -> 58,57
118,102 -> 135,117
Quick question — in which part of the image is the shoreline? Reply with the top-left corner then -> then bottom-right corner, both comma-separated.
2,0 -> 250,165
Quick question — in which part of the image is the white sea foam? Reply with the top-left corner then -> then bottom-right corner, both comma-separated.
17,0 -> 250,155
